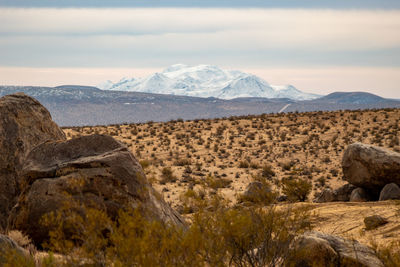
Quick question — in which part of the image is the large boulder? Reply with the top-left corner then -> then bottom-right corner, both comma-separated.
0,93 -> 66,229
8,134 -> 185,246
291,231 -> 383,267
342,143 -> 400,194
379,183 -> 400,201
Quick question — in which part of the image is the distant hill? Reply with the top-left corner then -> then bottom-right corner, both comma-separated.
317,92 -> 387,104
0,86 -> 399,126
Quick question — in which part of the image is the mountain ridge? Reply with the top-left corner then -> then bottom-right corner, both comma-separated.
99,64 -> 320,100
1,85 -> 399,126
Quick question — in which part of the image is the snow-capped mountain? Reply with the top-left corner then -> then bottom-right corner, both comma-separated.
99,64 -> 320,100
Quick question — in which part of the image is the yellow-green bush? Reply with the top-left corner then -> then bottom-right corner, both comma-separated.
281,177 -> 312,202
6,194 -> 312,266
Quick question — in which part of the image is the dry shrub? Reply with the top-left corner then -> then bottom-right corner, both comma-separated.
173,158 -> 191,166
139,159 -> 151,169
204,175 -> 232,190
261,164 -> 275,179
375,241 -> 400,267
238,179 -> 277,205
239,161 -> 249,168
160,167 -> 176,184
3,193 -> 312,266
1,249 -> 36,267
7,230 -> 32,248
281,177 -> 312,202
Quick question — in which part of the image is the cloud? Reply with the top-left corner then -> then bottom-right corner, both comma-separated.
1,0 -> 399,8
0,8 -> 399,68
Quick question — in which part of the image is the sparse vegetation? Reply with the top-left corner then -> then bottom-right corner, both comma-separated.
1,108 -> 400,266
62,109 -> 400,209
43,108 -> 400,266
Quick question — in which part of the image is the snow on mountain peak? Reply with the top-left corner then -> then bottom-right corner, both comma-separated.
98,64 -> 320,100
163,64 -> 189,73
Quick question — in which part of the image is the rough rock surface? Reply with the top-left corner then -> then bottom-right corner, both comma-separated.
379,183 -> 400,201
0,234 -> 28,263
342,143 -> 400,193
8,134 -> 185,246
292,231 -> 384,267
364,215 -> 388,230
314,184 -> 356,203
335,183 -> 357,201
0,93 -> 66,229
314,189 -> 336,203
349,188 -> 369,202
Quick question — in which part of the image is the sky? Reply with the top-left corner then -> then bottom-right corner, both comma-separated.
0,0 -> 399,98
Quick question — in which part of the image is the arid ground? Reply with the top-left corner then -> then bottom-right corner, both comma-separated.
64,108 -> 400,247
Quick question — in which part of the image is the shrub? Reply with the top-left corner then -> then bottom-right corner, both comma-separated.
139,160 -> 151,169
0,248 -> 37,267
250,162 -> 260,169
322,156 -> 331,163
281,177 -> 312,202
25,195 -> 312,267
160,167 -> 176,184
173,158 -> 191,166
376,241 -> 400,267
205,175 -> 232,190
261,164 -> 275,179
7,230 -> 32,249
239,161 -> 249,168
238,180 -> 277,205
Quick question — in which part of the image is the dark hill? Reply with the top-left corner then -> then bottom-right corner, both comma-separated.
0,86 -> 399,126
317,92 -> 386,104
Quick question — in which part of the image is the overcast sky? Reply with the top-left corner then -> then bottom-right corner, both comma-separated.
0,0 -> 399,98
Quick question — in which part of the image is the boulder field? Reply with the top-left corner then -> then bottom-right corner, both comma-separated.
317,142 -> 400,203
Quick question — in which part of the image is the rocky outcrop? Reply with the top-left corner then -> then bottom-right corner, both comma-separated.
342,143 -> 400,194
314,184 -> 356,203
291,231 -> 383,267
8,134 -> 185,246
379,183 -> 400,201
0,93 -> 66,229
